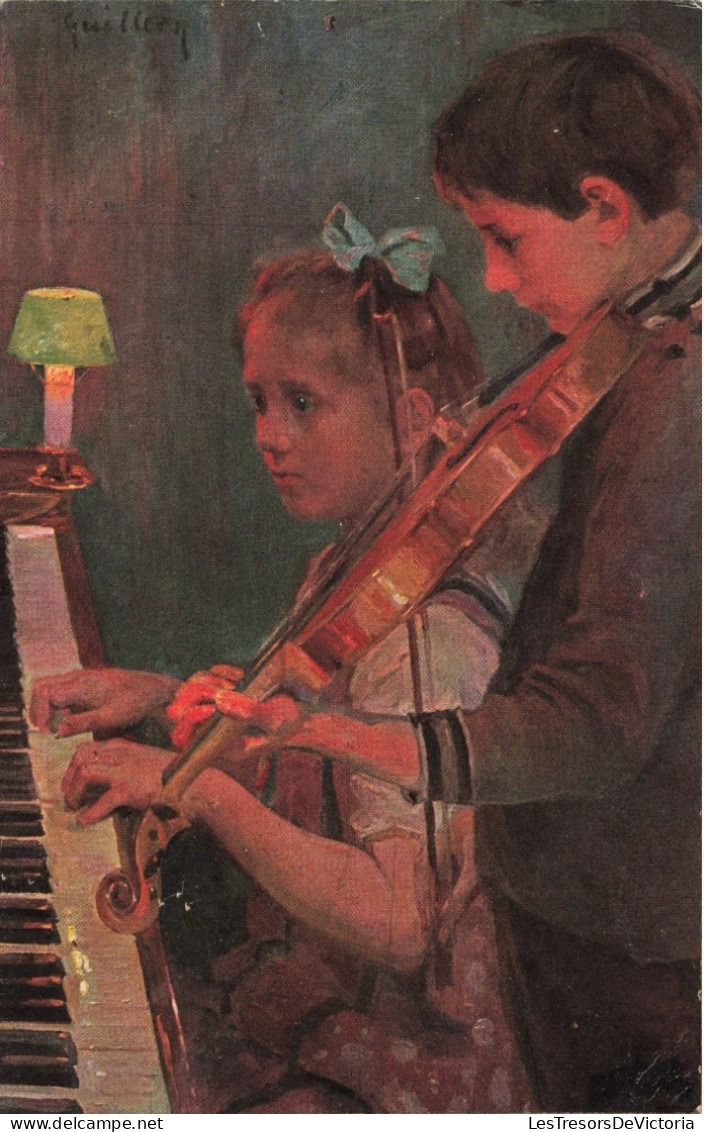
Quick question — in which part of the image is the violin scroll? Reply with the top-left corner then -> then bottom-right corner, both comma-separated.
96,867 -> 158,935
97,805 -> 187,934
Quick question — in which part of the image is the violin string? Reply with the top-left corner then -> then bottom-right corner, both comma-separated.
390,309 -> 418,490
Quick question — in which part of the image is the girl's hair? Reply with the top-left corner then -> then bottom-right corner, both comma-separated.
434,31 -> 701,220
237,250 -> 485,413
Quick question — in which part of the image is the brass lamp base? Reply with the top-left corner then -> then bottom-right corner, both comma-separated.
29,448 -> 94,490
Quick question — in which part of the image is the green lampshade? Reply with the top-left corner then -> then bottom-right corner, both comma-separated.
8,287 -> 117,366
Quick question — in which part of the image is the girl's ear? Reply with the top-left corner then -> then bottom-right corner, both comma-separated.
578,176 -> 632,245
395,387 -> 435,454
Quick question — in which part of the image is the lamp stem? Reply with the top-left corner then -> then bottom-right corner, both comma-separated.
43,365 -> 76,447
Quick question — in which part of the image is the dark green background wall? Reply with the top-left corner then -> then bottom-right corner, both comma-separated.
0,0 -> 699,676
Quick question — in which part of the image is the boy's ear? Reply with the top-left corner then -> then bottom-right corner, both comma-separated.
579,176 -> 632,244
433,170 -> 464,208
395,387 -> 435,449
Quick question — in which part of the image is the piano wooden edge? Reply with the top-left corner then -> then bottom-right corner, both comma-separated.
0,446 -> 199,1114
0,447 -> 102,668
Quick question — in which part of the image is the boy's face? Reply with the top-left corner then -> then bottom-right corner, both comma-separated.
242,297 -> 397,529
456,189 -> 614,334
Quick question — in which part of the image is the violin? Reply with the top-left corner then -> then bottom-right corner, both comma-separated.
96,238 -> 701,935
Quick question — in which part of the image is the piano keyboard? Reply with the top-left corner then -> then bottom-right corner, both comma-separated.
0,524 -> 170,1114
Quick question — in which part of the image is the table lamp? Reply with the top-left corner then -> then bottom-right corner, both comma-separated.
8,286 -> 116,488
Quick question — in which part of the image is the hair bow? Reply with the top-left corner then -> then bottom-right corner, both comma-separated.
321,202 -> 445,292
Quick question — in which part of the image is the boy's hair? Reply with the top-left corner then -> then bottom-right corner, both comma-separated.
237,250 -> 485,412
434,31 -> 701,219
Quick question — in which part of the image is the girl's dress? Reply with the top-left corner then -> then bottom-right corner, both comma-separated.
178,557 -> 532,1113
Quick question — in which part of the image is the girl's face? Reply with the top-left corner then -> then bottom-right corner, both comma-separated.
242,296 -> 398,530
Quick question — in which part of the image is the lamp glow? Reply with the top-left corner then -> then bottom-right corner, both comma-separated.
8,287 -> 116,488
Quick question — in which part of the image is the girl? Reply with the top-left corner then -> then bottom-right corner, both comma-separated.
37,207 -> 532,1113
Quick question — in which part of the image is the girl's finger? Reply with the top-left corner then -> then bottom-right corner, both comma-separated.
171,704 -> 216,749
167,677 -> 226,717
209,665 -> 244,683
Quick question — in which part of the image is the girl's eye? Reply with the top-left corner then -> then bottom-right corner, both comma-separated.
293,393 -> 312,413
246,390 -> 266,413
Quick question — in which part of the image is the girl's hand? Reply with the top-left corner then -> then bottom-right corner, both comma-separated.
30,668 -> 182,737
168,665 -> 303,753
167,665 -> 244,748
61,739 -> 173,825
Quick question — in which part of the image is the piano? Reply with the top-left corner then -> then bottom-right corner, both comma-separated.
0,448 -> 195,1114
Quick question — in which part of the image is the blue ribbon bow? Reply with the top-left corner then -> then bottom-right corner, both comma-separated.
321,202 -> 445,293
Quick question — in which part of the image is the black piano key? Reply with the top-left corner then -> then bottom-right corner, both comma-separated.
0,952 -> 65,975
0,763 -> 35,782
0,768 -> 35,784
0,1005 -> 71,1032
0,860 -> 52,893
0,695 -> 22,711
0,999 -> 71,1025
0,899 -> 60,944
0,778 -> 38,800
0,754 -> 38,797
0,785 -> 37,802
0,950 -> 69,1023
0,805 -> 44,837
0,736 -> 29,751
0,767 -> 36,791
0,839 -> 46,857
0,876 -> 51,895
0,821 -> 44,837
0,698 -> 22,714
0,1098 -> 84,1114
0,1029 -> 79,1089
0,773 -> 36,790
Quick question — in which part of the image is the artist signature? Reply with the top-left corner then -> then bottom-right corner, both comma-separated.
65,7 -> 190,62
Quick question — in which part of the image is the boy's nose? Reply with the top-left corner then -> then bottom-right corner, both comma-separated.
483,246 -> 520,295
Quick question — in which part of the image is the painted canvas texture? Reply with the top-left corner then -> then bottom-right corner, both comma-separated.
0,0 -> 699,1117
